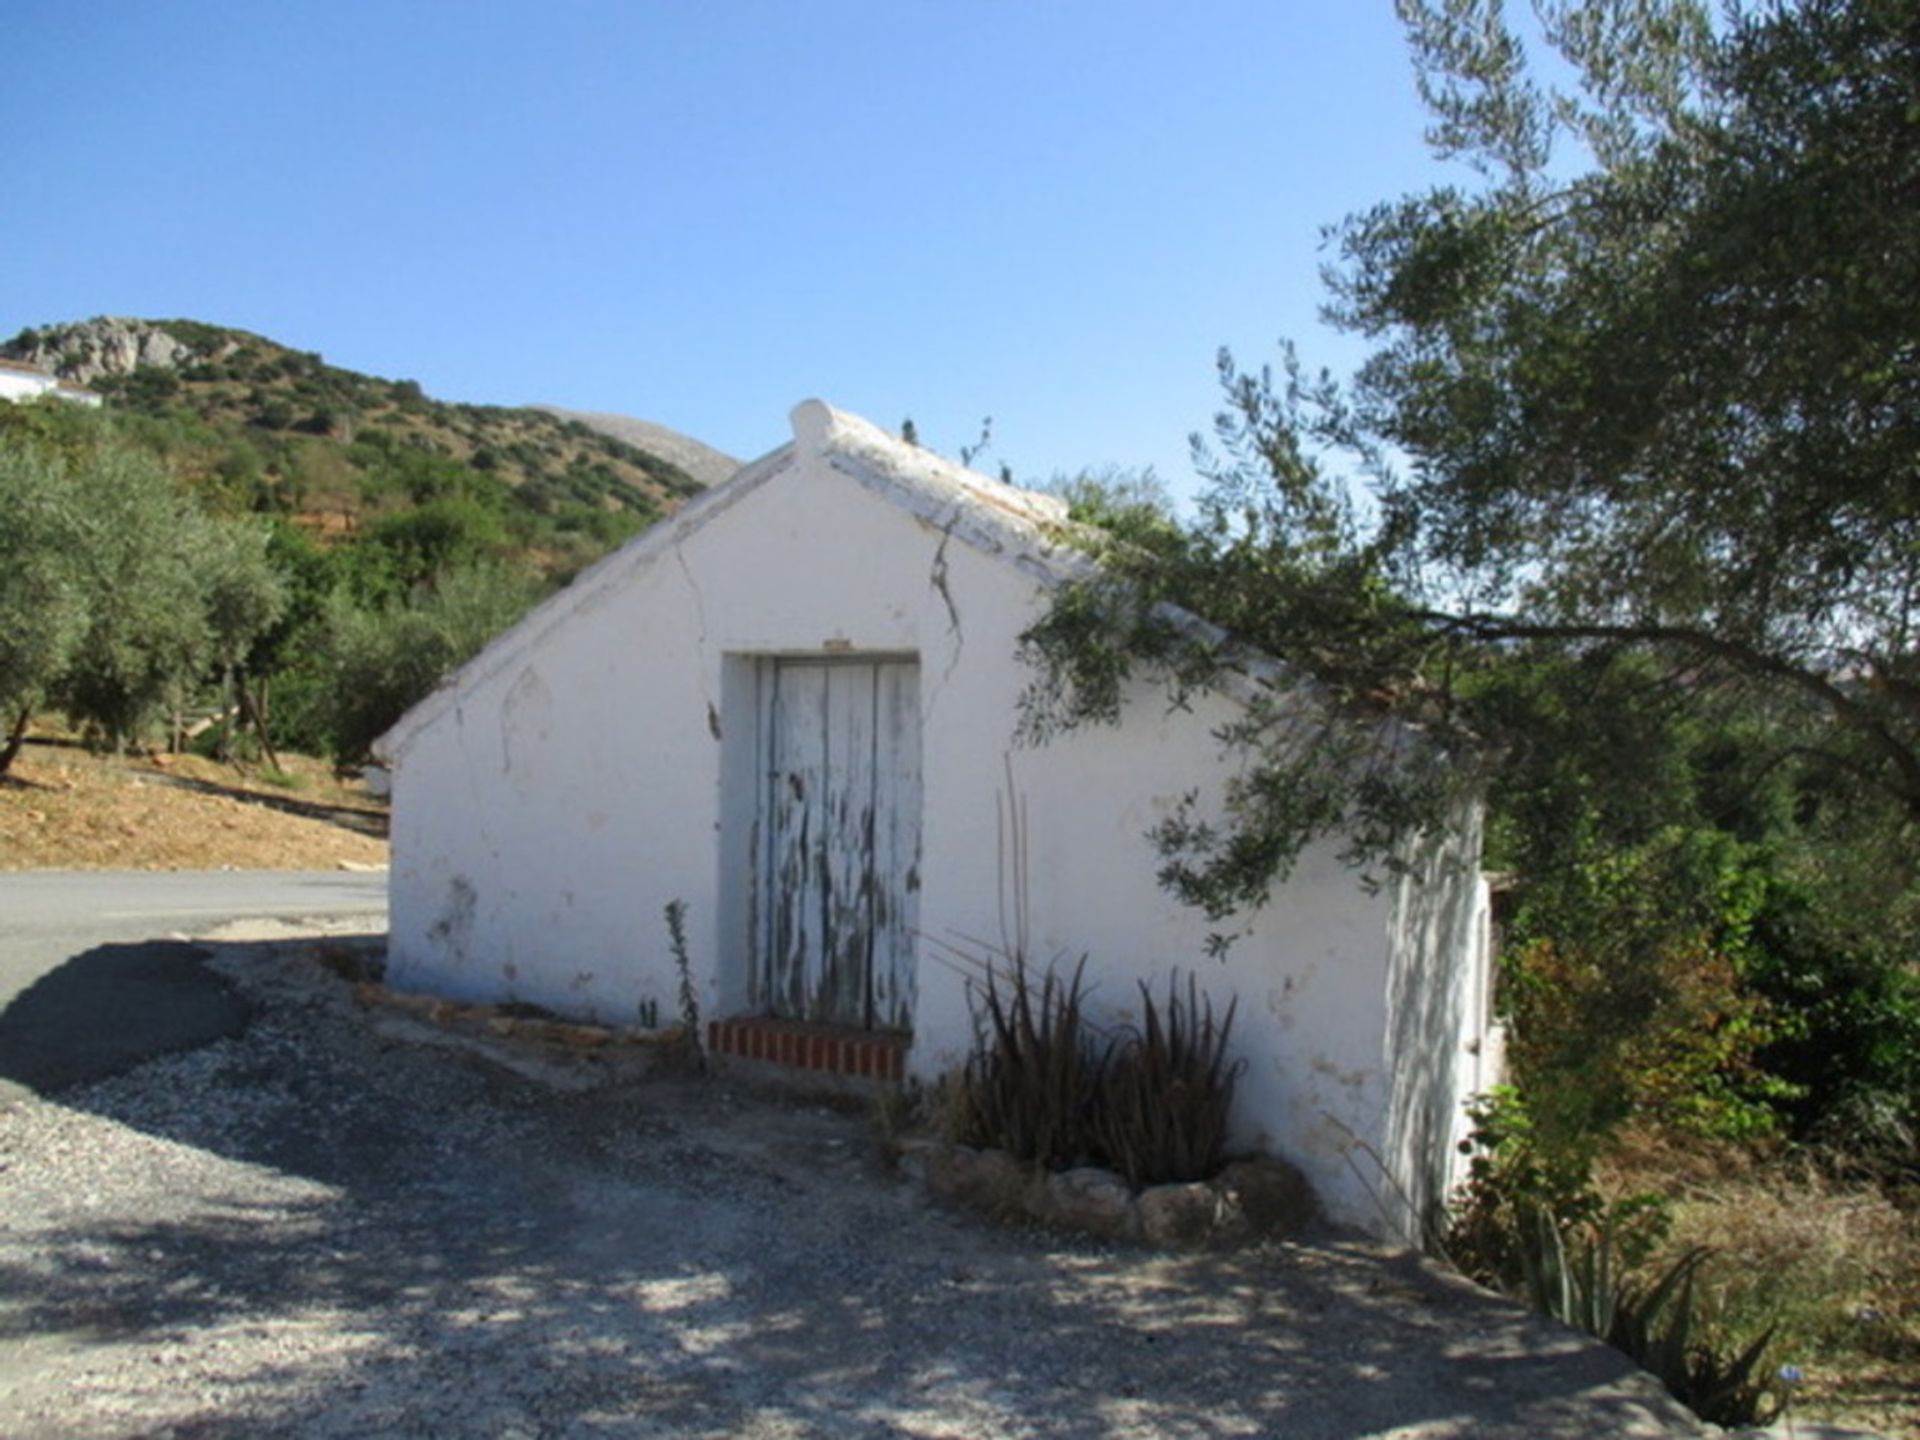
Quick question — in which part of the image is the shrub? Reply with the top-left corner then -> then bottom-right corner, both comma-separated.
951,952 -> 1242,1186
1448,1105 -> 1791,1428
1096,973 -> 1243,1186
955,952 -> 1109,1171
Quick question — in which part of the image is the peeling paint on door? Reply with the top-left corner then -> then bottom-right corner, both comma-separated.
756,657 -> 920,1031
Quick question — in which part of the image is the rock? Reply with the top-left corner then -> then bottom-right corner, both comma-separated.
5,317 -> 194,385
1036,1167 -> 1140,1242
1210,1157 -> 1321,1239
920,1143 -> 1032,1218
893,1137 -> 943,1186
1138,1181 -> 1221,1250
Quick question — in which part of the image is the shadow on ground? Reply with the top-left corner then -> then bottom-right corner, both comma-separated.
137,768 -> 389,840
0,939 -> 250,1095
0,934 -> 1705,1440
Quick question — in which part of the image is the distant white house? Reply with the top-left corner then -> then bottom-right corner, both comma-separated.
374,400 -> 1500,1239
0,357 -> 101,407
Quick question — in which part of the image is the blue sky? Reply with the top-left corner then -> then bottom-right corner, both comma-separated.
4,2 -> 1444,498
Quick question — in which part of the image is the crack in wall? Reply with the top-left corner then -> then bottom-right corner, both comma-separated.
929,516 -> 965,690
674,543 -> 721,735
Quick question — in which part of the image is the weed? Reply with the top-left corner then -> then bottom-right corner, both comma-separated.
665,898 -> 703,1071
1600,1139 -> 1920,1427
1449,1106 -> 1793,1427
871,1079 -> 922,1152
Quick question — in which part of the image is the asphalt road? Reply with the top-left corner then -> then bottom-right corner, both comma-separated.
0,870 -> 387,1100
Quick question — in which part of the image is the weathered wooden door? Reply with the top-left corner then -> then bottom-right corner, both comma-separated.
757,658 -> 920,1030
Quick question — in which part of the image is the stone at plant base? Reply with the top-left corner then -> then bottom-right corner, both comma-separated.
1138,1182 -> 1221,1249
1210,1157 -> 1321,1238
919,1143 -> 1031,1218
893,1137 -> 944,1187
1037,1167 -> 1140,1242
914,1140 -> 972,1198
961,1148 -> 1033,1218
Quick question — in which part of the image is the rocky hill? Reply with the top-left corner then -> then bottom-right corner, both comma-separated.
534,406 -> 738,490
2,318 -> 723,570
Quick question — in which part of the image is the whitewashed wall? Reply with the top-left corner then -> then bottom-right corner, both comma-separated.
0,369 -> 58,403
382,403 -> 1493,1236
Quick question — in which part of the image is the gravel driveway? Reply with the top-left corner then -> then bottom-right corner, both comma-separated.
0,926 -> 1713,1439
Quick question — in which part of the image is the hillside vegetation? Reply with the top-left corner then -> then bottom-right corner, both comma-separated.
4,318 -> 714,578
0,317 -> 723,768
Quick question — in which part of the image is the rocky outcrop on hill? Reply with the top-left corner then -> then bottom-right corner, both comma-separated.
1,317 -> 204,384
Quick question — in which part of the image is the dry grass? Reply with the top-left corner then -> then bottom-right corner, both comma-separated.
0,739 -> 387,871
1600,1133 -> 1920,1437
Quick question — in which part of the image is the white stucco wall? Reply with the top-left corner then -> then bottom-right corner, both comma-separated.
381,402 -> 1491,1237
0,367 -> 102,406
0,369 -> 58,402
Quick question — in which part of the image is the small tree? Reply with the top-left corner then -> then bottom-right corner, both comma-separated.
201,518 -> 288,764
0,445 -> 89,775
52,443 -> 218,752
320,561 -> 539,763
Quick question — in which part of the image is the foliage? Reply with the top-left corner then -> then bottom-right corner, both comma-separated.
1095,973 -> 1243,1187
665,898 -> 703,1070
1018,0 -> 1920,1164
0,442 -> 90,764
1329,0 -> 1920,829
1744,876 -> 1920,1171
316,562 -> 538,764
6,317 -> 700,579
51,448 -> 216,748
352,497 -> 509,599
1446,1086 -> 1623,1289
1604,1249 -> 1785,1427
950,947 -> 1244,1186
955,952 -> 1110,1172
1045,467 -> 1179,544
1503,830 -> 1792,1146
0,421 -> 283,756
1450,1095 -> 1787,1426
0,318 -> 716,767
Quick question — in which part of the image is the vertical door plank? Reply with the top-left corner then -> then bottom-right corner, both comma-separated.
766,662 -> 828,1021
870,661 -> 921,1030
817,663 -> 877,1024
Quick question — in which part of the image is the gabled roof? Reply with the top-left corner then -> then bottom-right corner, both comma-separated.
373,401 -> 1101,763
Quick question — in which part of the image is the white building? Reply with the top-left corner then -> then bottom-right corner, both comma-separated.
375,401 -> 1499,1238
0,357 -> 101,407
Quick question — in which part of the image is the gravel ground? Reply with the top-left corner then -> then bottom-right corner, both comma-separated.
0,928 -> 1716,1439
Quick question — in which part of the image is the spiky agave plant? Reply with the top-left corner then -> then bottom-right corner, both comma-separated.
959,951 -> 1110,1171
1095,970 -> 1243,1187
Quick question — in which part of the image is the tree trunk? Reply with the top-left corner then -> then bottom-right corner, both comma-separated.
0,706 -> 31,778
217,666 -> 235,763
238,671 -> 282,775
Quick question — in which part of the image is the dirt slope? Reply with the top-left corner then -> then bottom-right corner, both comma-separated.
0,743 -> 387,872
